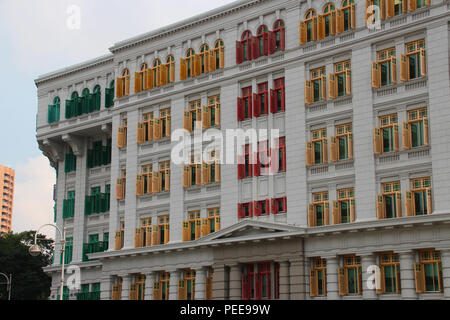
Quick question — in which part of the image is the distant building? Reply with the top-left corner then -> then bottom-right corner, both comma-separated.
0,165 -> 14,235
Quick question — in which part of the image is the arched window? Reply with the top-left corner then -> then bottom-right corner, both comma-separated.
93,85 -> 101,111
122,69 -> 130,77
257,25 -> 269,57
71,91 -> 79,99
214,39 -> 225,70
321,3 -> 336,38
48,96 -> 60,124
241,30 -> 252,62
65,91 -> 79,119
81,88 -> 90,114
341,0 -> 355,32
105,80 -> 114,108
273,20 -> 285,51
116,68 -> 130,98
200,44 -> 210,74
304,9 -> 317,43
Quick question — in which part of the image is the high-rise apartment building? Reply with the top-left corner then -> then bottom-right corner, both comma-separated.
35,0 -> 450,300
0,165 -> 15,235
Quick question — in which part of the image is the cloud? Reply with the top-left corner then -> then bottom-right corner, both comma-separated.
11,155 -> 56,239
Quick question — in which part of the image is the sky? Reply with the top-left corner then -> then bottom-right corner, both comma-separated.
0,0 -> 236,239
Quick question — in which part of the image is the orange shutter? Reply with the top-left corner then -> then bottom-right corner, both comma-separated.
219,47 -> 225,69
151,225 -> 160,245
330,11 -> 336,35
372,62 -> 380,88
393,125 -> 399,152
183,111 -> 192,132
408,0 -> 416,11
336,9 -> 343,34
323,139 -> 328,164
165,171 -> 170,191
330,136 -> 338,162
324,202 -> 330,225
116,178 -> 124,200
114,230 -> 122,250
202,105 -> 210,128
182,221 -> 190,241
374,128 -> 382,154
376,194 -> 385,219
318,15 -> 325,40
305,80 -> 312,104
195,164 -> 201,185
350,199 -> 355,222
124,76 -> 130,96
215,162 -> 221,183
116,77 -> 123,98
306,141 -> 313,167
182,166 -> 190,188
308,203 -> 315,227
332,200 -> 340,224
328,73 -> 337,99
134,72 -> 141,93
117,126 -> 126,148
380,0 -> 386,20
405,190 -> 413,216
423,118 -> 429,146
166,115 -> 171,137
426,188 -> 432,214
350,4 -> 356,29
348,134 -> 353,159
153,119 -> 161,140
321,75 -> 327,101
402,122 -> 411,150
215,103 -> 221,126
208,50 -> 216,73
396,192 -> 403,217
338,267 -> 348,296
310,270 -> 318,297
400,54 -> 408,82
148,119 -> 154,141
414,263 -> 425,293
137,122 -> 144,144
136,174 -> 144,196
387,0 -> 395,18
420,49 -> 427,77
201,218 -> 209,237
299,21 -> 307,45
180,58 -> 187,80
312,16 -> 318,41
345,70 -> 352,95
145,226 -> 152,246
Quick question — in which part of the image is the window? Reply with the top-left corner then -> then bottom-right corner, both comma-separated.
242,262 -> 279,300
401,39 -> 426,82
48,96 -> 60,124
82,232 -> 108,262
411,0 -> 430,11
116,69 -> 130,98
111,277 -> 122,300
129,274 -> 146,300
415,250 -> 443,293
85,185 -> 110,216
62,191 -> 75,219
238,202 -> 253,219
183,210 -> 200,242
180,49 -> 196,80
377,253 -> 401,294
238,144 -> 253,179
207,208 -> 221,234
199,44 -> 210,74
275,136 -> 286,173
255,140 -> 270,176
333,187 -> 355,224
178,270 -> 196,300
237,86 -> 253,121
308,191 -> 329,227
64,147 -> 76,173
271,197 -> 287,214
166,55 -> 175,84
105,80 -> 115,108
338,255 -> 362,296
319,3 -> 336,39
306,128 -> 327,166
310,258 -> 327,297
257,25 -> 269,57
159,160 -> 170,192
404,108 -> 429,149
182,152 -> 220,187
253,82 -> 268,117
139,107 -> 171,143
212,40 -> 225,71
183,99 -> 202,131
114,221 -> 125,250
117,118 -> 127,148
405,177 -> 432,216
86,139 -> 111,169
134,63 -> 149,93
332,123 -> 353,161
299,9 -> 317,45
305,67 -> 326,104
270,77 -> 285,113
153,272 -> 170,300
341,0 -> 355,32
273,20 -> 285,51
374,114 -> 399,154
207,95 -> 221,127
329,60 -> 351,98
253,200 -> 270,216
236,30 -> 252,64
60,237 -> 73,265
377,181 -> 402,219
372,48 -> 396,88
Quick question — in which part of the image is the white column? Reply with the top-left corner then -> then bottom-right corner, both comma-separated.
144,271 -> 155,300
169,269 -> 181,300
120,274 -> 131,300
325,256 -> 340,300
361,254 -> 377,300
72,138 -> 87,262
440,249 -> 450,299
108,114 -> 121,250
399,250 -> 418,299
100,275 -> 112,300
278,261 -> 290,299
194,267 -> 206,300
229,264 -> 241,300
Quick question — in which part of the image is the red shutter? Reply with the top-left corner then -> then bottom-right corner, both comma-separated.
265,199 -> 270,215
279,27 -> 285,51
254,201 -> 261,216
271,199 -> 278,214
242,274 -> 250,300
248,95 -> 253,119
254,151 -> 261,176
236,41 -> 243,64
263,32 -> 269,56
253,93 -> 260,118
269,31 -> 276,54
255,273 -> 262,300
270,89 -> 276,113
251,37 -> 258,60
237,203 -> 244,218
264,91 -> 269,114
281,145 -> 286,171
249,202 -> 254,217
282,196 -> 287,212
280,86 -> 286,111
237,97 -> 244,121
238,163 -> 245,179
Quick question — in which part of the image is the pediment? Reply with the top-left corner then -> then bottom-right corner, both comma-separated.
196,219 -> 303,244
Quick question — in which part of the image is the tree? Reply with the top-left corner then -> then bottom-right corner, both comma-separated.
0,231 -> 53,300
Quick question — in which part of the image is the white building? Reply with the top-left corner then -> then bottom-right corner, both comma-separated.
35,0 -> 450,300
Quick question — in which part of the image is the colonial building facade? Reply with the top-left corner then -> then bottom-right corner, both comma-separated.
36,0 -> 450,300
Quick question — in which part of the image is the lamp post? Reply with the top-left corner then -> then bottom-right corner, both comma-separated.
0,272 -> 11,300
29,224 -> 66,301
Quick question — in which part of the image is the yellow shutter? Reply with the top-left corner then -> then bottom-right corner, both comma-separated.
182,165 -> 190,188
372,62 -> 380,88
152,225 -> 160,245
324,202 -> 330,225
323,139 -> 328,164
194,54 -> 201,76
414,263 -> 425,293
405,190 -> 413,216
166,115 -> 171,137
145,226 -> 152,246
202,163 -> 209,185
180,58 -> 187,80
114,230 -> 122,250
310,270 -> 318,297
178,280 -> 187,300
396,192 -> 403,217
308,203 -> 315,227
338,267 -> 348,296
390,56 -> 397,84
165,171 -> 170,191
201,218 -> 209,237
374,128 -> 382,154
299,21 -> 307,45
312,16 -> 318,41
402,122 -> 411,150
336,9 -> 343,34
182,221 -> 190,242
148,119 -> 154,141
420,49 -> 427,77
330,136 -> 338,162
306,141 -> 313,167
376,265 -> 386,294
202,105 -> 210,128
208,50 -> 215,73
195,219 -> 201,239
215,216 -> 221,231
143,69 -> 149,90
393,124 -> 399,152
332,200 -> 340,224
146,173 -> 152,194
116,178 -> 124,200
169,62 -> 175,83
117,126 -> 125,148
183,111 -> 191,132
134,227 -> 141,248
219,47 -> 225,69
400,54 -> 408,82
376,194 -> 385,219
426,188 -> 432,214
328,73 -> 337,99
423,118 -> 429,146
346,70 -> 352,95
215,103 -> 220,126
380,0 -> 386,20
305,80 -> 312,104
408,0 -> 417,11
116,77 -> 123,98
137,122 -> 144,144
215,162 -> 221,183
152,172 -> 160,193
330,11 -> 336,35
348,134 -> 353,159
387,0 -> 395,18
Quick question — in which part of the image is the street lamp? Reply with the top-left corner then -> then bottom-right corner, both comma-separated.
29,224 -> 66,301
0,272 -> 11,300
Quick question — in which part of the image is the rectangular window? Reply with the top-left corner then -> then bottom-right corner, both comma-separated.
381,181 -> 401,219
242,86 -> 252,120
379,114 -> 398,153
410,177 -> 431,216
310,258 -> 327,297
159,160 -> 170,192
311,128 -> 327,165
158,215 -> 170,244
207,95 -> 220,127
408,108 -> 428,148
310,67 -> 326,102
379,253 -> 401,294
309,191 -> 329,227
270,78 -> 285,113
335,123 -> 352,160
336,188 -> 354,223
405,39 -> 426,80
416,250 -> 443,293
377,48 -> 396,86
334,60 -> 351,97
238,202 -> 253,219
342,255 -> 362,296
